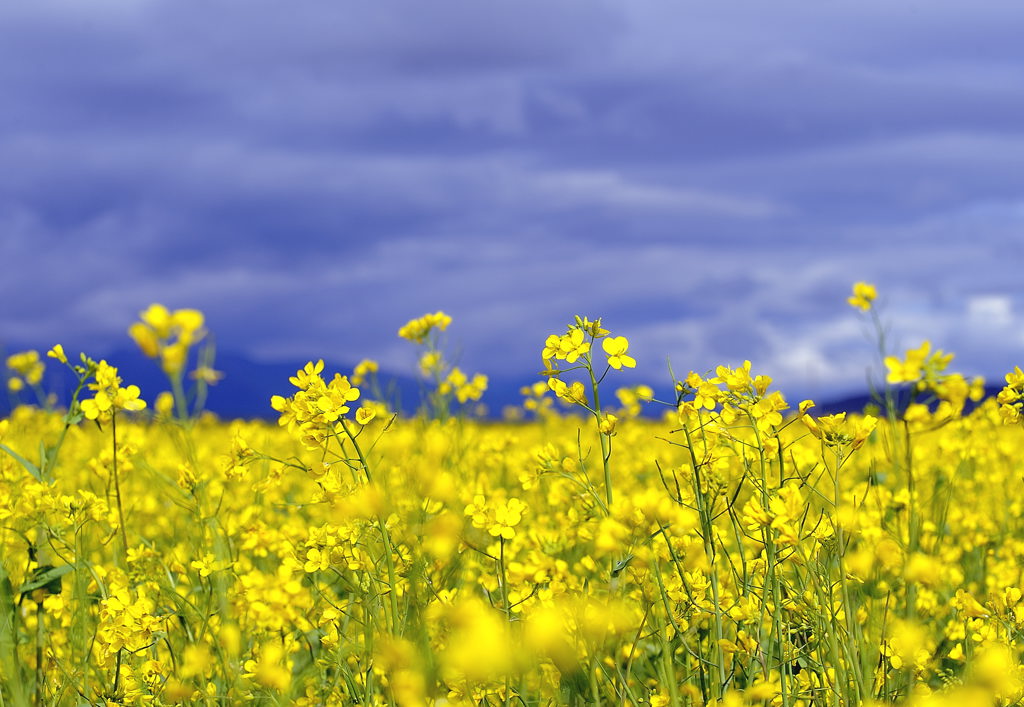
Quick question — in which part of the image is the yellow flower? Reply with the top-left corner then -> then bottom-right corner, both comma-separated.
180,643 -> 213,679
128,322 -> 160,358
129,304 -> 207,373
799,404 -> 877,449
490,497 -> 527,539
171,308 -> 205,344
189,365 -> 224,384
140,303 -> 173,338
398,311 -> 452,343
80,361 -> 147,421
6,350 -> 44,385
46,344 -> 68,365
155,391 -> 175,417
599,413 -> 618,436
464,494 -> 490,529
355,407 -> 376,425
548,378 -> 588,406
602,336 -> 636,370
542,327 -> 591,365
439,367 -> 488,403
847,281 -> 877,311
559,329 -> 589,363
884,340 -> 952,386
418,350 -> 443,377
251,642 -> 291,691
351,359 -> 379,386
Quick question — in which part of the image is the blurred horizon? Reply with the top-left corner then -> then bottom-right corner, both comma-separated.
0,333 -> 1003,421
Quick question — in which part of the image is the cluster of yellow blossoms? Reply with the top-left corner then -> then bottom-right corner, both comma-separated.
80,360 -> 147,422
128,304 -> 206,377
399,311 -> 488,414
4,291 -> 1024,707
270,359 -> 368,448
397,310 -> 451,344
5,350 -> 44,392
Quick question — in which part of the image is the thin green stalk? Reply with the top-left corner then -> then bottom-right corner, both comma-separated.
833,448 -> 865,704
587,359 -> 613,506
110,413 -> 128,565
589,655 -> 602,707
34,601 -> 43,707
744,410 -> 793,706
681,423 -> 726,698
342,421 -> 401,637
499,537 -> 511,707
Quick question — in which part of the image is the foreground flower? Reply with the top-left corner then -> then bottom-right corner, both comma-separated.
80,360 -> 147,422
798,400 -> 877,449
602,336 -> 636,370
542,329 -> 590,365
46,344 -> 68,365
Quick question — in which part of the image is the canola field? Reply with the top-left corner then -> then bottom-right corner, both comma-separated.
3,286 -> 1024,706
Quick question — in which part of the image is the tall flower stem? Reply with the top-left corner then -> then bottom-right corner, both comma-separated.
111,413 -> 128,565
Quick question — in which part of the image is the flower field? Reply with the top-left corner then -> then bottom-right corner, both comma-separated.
4,289 -> 1024,706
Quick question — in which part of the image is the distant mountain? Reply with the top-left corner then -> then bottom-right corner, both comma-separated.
1,347 -> 1006,421
1,347 -> 545,420
810,385 -> 1004,417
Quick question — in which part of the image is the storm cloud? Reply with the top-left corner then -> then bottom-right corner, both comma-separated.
2,0 -> 1023,405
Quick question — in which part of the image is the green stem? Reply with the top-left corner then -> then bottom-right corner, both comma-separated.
342,421 -> 401,636
171,373 -> 189,423
111,413 -> 129,565
681,424 -> 726,698
500,537 -> 511,707
587,360 -> 613,506
34,601 -> 43,707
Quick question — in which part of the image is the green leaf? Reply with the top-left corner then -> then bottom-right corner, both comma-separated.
0,442 -> 42,482
17,564 -> 73,596
0,562 -> 28,707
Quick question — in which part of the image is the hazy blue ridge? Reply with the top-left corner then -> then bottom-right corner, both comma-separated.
0,346 -> 1002,421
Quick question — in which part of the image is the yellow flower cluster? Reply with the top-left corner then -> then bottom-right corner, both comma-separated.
270,359 -> 361,448
439,367 -> 488,404
3,285 -> 1024,706
401,311 -> 487,419
847,281 -> 877,311
998,365 -> 1024,424
80,360 -> 147,422
465,494 -> 528,539
128,303 -> 206,376
799,400 -> 878,449
5,350 -> 44,392
885,340 -> 954,386
397,310 -> 451,343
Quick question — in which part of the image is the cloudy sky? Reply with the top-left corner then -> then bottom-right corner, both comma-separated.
2,0 -> 1023,405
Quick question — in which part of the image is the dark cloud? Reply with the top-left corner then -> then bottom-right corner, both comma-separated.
1,0 -> 1023,405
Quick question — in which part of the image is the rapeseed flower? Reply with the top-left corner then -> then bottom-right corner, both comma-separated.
6,298 -> 1024,706
5,350 -> 44,392
847,281 -> 877,311
398,310 -> 451,343
80,360 -> 146,422
602,335 -> 636,369
129,304 -> 206,375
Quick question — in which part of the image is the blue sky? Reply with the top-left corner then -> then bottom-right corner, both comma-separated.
2,0 -> 1022,405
